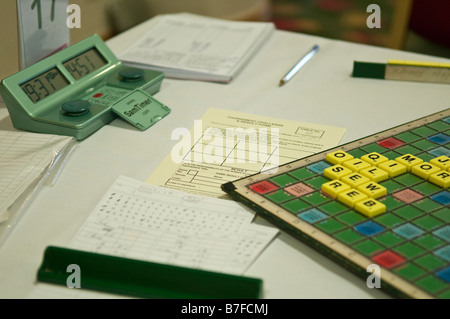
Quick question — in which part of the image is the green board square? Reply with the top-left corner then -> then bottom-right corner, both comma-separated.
305,176 -> 329,190
414,234 -> 445,250
378,196 -> 404,211
374,213 -> 404,228
396,131 -> 421,143
427,120 -> 449,132
347,149 -> 367,159
382,150 -> 401,160
316,219 -> 346,234
361,143 -> 387,154
336,211 -> 366,226
334,229 -> 364,245
396,145 -> 421,155
288,167 -> 315,180
413,198 -> 442,213
394,263 -> 426,281
270,174 -> 298,187
319,201 -> 348,216
414,215 -> 444,231
303,191 -> 330,206
394,206 -> 424,221
373,231 -> 404,248
412,139 -> 438,151
354,240 -> 384,256
266,190 -> 293,204
438,289 -> 450,299
394,242 -> 425,259
411,125 -> 437,137
394,174 -> 423,187
282,199 -> 311,214
432,207 -> 450,223
416,275 -> 447,294
380,180 -> 404,194
417,152 -> 435,162
415,254 -> 446,271
412,182 -> 441,196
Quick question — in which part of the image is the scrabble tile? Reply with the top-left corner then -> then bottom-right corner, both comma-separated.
323,164 -> 353,180
325,150 -> 354,165
357,181 -> 387,199
354,198 -> 386,217
360,166 -> 389,182
321,180 -> 351,198
411,162 -> 441,179
429,170 -> 450,188
341,173 -> 370,188
430,155 -> 450,170
342,158 -> 371,172
338,189 -> 368,208
395,154 -> 423,171
361,152 -> 389,166
378,160 -> 407,177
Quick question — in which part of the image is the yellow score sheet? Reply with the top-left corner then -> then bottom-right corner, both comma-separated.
147,108 -> 347,198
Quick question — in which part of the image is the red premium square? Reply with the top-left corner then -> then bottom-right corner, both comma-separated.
249,181 -> 278,194
378,137 -> 405,149
372,251 -> 405,269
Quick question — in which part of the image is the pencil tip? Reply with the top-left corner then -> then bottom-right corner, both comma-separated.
279,80 -> 285,87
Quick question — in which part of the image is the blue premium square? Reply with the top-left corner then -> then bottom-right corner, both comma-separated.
298,208 -> 328,224
433,226 -> 450,242
393,223 -> 425,240
354,221 -> 384,237
434,245 -> 450,262
307,161 -> 331,174
428,133 -> 450,145
436,267 -> 450,283
431,191 -> 450,206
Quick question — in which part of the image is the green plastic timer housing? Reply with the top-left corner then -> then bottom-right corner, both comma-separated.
0,34 -> 165,140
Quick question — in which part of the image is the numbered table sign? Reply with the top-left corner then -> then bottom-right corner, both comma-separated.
17,0 -> 70,68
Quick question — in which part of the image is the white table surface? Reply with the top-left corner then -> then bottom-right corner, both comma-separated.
0,18 -> 449,299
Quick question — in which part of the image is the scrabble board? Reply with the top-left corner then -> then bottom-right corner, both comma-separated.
222,108 -> 450,299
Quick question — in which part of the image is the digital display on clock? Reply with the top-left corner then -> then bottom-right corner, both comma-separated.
20,67 -> 69,103
63,47 -> 107,80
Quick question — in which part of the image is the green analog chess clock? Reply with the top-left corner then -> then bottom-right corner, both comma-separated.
0,34 -> 170,140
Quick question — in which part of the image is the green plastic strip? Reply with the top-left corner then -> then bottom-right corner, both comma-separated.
352,61 -> 386,79
37,246 -> 263,299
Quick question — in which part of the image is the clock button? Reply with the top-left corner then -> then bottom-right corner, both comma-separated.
61,100 -> 91,116
119,68 -> 144,81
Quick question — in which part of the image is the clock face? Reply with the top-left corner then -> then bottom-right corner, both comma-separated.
19,67 -> 69,103
62,47 -> 107,80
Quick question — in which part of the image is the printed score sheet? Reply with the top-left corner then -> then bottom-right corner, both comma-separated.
147,108 -> 347,198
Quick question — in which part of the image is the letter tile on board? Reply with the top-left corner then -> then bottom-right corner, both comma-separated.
357,181 -> 387,199
337,189 -> 368,207
354,198 -> 386,218
360,167 -> 389,182
430,155 -> 450,170
321,180 -> 351,198
429,171 -> 450,188
341,173 -> 370,188
411,162 -> 441,179
361,152 -> 389,166
342,158 -> 371,172
378,160 -> 407,177
395,154 -> 423,171
324,164 -> 353,180
325,150 -> 354,165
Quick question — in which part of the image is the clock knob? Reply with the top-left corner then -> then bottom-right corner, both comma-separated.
119,68 -> 144,81
61,100 -> 91,116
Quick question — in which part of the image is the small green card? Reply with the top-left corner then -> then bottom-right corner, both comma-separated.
112,90 -> 170,131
